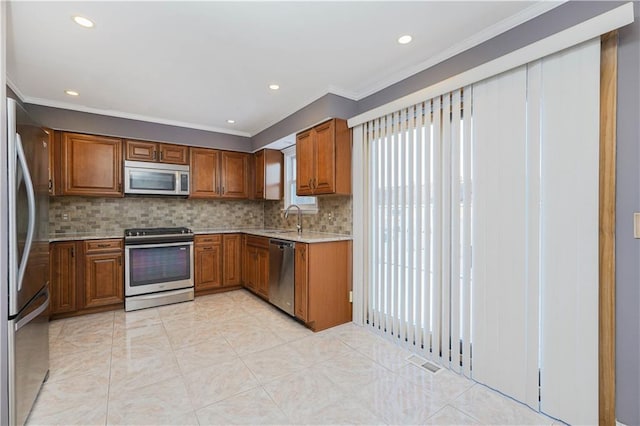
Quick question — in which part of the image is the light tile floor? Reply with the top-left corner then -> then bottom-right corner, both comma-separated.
28,290 -> 555,425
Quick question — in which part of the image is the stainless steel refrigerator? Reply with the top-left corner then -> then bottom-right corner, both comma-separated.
6,98 -> 50,426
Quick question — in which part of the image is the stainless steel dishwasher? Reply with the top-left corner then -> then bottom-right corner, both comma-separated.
268,239 -> 295,316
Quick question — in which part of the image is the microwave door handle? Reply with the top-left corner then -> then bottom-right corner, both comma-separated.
15,134 -> 37,292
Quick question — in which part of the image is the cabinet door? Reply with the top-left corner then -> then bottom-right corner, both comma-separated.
296,129 -> 315,195
294,243 -> 308,322
240,235 -> 248,286
159,144 -> 189,165
62,133 -> 123,197
45,128 -> 56,195
50,242 -> 77,315
84,251 -> 124,308
223,234 -> 242,286
254,150 -> 265,199
244,245 -> 257,292
125,140 -> 157,162
313,120 -> 337,194
220,151 -> 249,198
195,244 -> 222,290
190,148 -> 220,198
256,247 -> 269,299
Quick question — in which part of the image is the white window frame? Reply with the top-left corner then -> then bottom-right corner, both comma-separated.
282,145 -> 318,214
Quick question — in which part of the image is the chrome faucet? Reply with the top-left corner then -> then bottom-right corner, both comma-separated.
284,204 -> 303,234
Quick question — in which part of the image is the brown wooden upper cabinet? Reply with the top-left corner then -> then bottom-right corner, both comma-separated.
125,139 -> 189,165
254,149 -> 283,200
190,147 -> 250,199
58,132 -> 123,197
296,118 -> 351,196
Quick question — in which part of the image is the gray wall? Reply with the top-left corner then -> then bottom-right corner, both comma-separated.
615,3 -> 640,424
25,104 -> 253,152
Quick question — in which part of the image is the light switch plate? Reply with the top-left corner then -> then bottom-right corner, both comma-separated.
634,213 -> 640,239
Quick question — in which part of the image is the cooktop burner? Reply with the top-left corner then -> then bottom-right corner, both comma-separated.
124,227 -> 192,237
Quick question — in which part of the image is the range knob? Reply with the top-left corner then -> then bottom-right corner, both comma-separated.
136,231 -> 141,236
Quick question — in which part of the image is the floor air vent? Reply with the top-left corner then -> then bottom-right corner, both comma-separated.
407,354 -> 442,373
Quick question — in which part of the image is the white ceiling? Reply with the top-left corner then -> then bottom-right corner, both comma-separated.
7,1 -> 561,137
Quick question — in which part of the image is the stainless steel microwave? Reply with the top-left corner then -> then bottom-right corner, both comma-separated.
124,160 -> 189,196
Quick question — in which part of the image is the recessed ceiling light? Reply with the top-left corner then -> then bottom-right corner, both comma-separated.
227,119 -> 235,124
397,35 -> 413,45
64,90 -> 79,96
72,15 -> 94,28
268,84 -> 280,91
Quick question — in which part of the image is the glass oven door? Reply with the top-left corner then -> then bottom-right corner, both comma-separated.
125,242 -> 193,296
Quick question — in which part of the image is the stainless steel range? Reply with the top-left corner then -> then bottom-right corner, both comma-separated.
124,227 -> 194,311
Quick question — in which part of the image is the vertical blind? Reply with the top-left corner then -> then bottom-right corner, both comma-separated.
360,38 -> 600,425
364,87 -> 472,375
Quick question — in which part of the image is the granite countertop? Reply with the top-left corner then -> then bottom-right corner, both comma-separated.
195,228 -> 352,243
49,233 -> 124,242
49,229 -> 352,244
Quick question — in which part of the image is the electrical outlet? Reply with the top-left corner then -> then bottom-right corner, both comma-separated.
634,212 -> 640,239
62,212 -> 70,221
328,211 -> 334,220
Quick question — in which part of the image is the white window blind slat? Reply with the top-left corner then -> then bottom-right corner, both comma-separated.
423,101 -> 432,356
407,104 -> 417,347
441,93 -> 452,367
399,107 -> 408,346
450,89 -> 463,373
462,85 -> 473,378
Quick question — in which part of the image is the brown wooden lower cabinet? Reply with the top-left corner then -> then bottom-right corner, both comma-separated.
244,236 -> 269,299
194,233 -> 243,295
84,250 -> 124,308
49,239 -> 124,318
195,235 -> 223,292
294,240 -> 352,332
294,243 -> 309,322
223,234 -> 242,286
50,241 -> 78,314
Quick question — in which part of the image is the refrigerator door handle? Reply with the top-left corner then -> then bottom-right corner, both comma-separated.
14,288 -> 49,332
15,133 -> 36,292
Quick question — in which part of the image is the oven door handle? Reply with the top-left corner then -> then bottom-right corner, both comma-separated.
124,241 -> 194,249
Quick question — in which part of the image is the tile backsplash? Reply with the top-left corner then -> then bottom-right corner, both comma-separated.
263,196 -> 352,235
50,194 -> 352,236
49,196 -> 264,235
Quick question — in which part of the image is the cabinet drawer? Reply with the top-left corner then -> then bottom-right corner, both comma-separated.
85,239 -> 123,253
246,235 -> 269,249
195,234 -> 222,245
